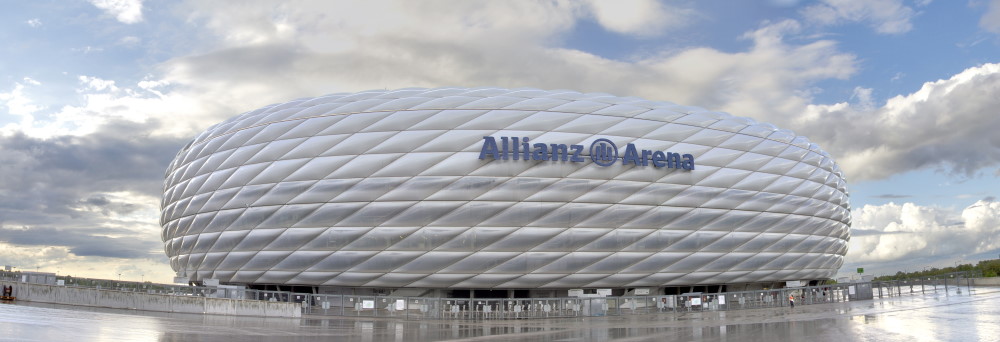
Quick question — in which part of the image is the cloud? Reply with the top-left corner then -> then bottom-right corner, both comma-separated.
0,243 -> 72,269
581,0 -> 693,37
0,121 -> 185,232
89,0 -> 144,24
75,193 -> 141,217
0,242 -> 172,281
801,0 -> 916,34
165,1 -> 857,131
0,226 -> 158,259
982,0 -> 1000,34
0,79 -> 45,119
2,75 -> 211,139
849,86 -> 875,111
794,63 -> 1000,181
845,200 -> 1000,272
0,124 -> 171,273
26,19 -> 42,28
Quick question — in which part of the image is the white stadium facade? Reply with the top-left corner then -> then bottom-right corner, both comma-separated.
161,87 -> 850,297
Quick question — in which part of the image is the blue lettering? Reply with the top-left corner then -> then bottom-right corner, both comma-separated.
651,151 -> 666,167
480,136 -> 694,170
550,144 -> 569,161
666,152 -> 681,169
681,154 -> 695,170
591,140 -> 617,166
521,137 -> 530,161
479,136 -> 500,160
622,143 -> 640,166
570,145 -> 585,162
512,137 -> 520,160
500,136 -> 509,160
532,143 -> 549,161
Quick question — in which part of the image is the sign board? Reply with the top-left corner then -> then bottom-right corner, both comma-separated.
785,280 -> 801,287
362,300 -> 375,309
634,288 -> 650,295
717,296 -> 725,305
597,289 -> 612,296
848,286 -> 856,295
691,297 -> 702,306
568,289 -> 584,297
857,267 -> 864,274
479,136 -> 695,170
395,299 -> 405,311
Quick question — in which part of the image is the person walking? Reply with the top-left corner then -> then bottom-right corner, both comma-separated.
788,294 -> 795,308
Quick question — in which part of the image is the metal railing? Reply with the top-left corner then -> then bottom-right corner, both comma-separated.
0,270 -> 978,320
872,276 -> 975,298
297,283 -> 865,320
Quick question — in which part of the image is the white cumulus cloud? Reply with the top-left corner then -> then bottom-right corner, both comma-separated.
795,63 -> 1000,181
164,1 -> 858,139
89,0 -> 144,24
582,0 -> 693,37
0,79 -> 45,134
846,199 -> 1000,274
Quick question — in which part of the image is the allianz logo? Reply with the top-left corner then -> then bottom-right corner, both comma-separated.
478,136 -> 695,170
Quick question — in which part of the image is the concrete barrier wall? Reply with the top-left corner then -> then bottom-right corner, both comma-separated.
0,280 -> 300,318
972,277 -> 1000,286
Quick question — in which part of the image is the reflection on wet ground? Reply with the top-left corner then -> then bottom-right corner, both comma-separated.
1,287 -> 998,341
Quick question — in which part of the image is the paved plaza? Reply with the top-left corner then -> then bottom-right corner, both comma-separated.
1,287 -> 998,341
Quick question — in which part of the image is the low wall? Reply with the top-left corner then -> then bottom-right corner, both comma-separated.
0,280 -> 300,318
972,277 -> 1000,286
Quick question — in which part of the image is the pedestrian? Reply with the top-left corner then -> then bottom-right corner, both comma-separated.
789,294 -> 794,308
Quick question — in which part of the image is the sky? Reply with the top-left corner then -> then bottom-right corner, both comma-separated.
2,0 -> 1000,283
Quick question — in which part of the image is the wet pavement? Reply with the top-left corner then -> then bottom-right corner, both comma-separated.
1,287 -> 998,341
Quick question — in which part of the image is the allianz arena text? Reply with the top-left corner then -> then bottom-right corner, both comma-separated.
161,87 -> 850,295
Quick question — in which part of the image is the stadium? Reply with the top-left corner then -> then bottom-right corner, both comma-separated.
160,87 -> 850,298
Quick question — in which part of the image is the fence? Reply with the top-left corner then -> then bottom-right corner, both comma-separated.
0,270 -> 978,320
296,277 -> 976,320
871,276 -> 974,298
297,283 -> 864,320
